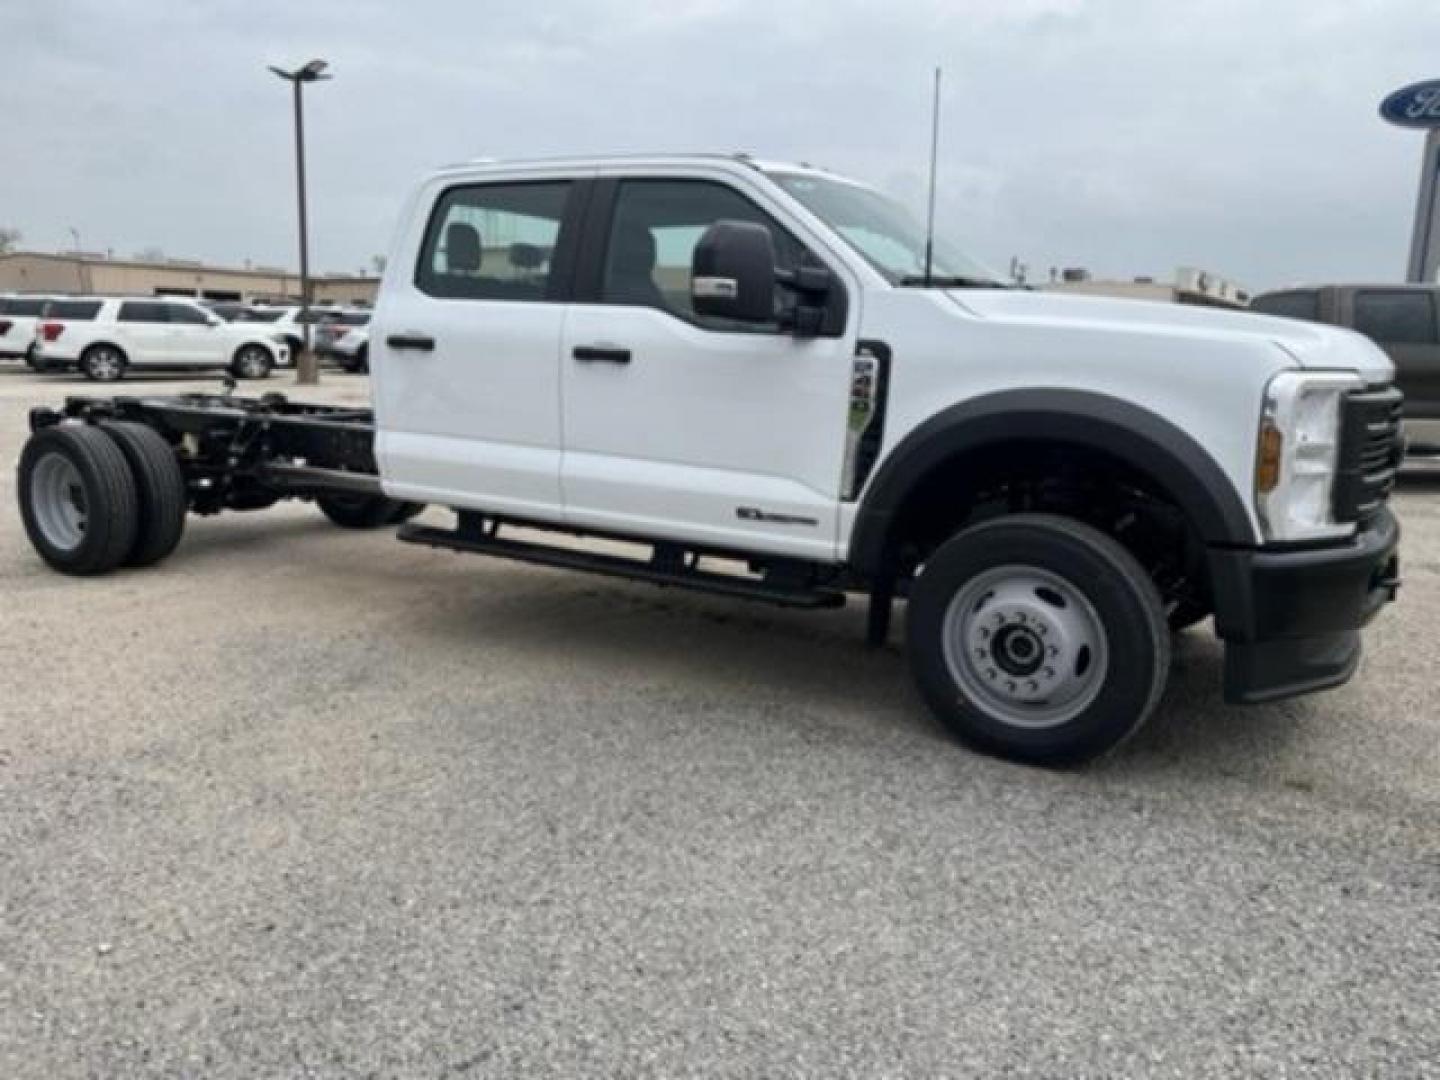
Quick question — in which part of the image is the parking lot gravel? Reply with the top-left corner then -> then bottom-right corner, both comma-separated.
1,366 -> 1437,1078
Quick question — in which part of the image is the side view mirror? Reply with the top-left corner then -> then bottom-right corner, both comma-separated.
690,220 -> 776,323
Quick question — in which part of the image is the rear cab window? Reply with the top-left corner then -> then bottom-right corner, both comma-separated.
1251,290 -> 1320,321
1352,290 -> 1438,345
415,181 -> 573,301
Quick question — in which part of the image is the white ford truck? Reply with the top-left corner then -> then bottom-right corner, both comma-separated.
15,154 -> 1403,765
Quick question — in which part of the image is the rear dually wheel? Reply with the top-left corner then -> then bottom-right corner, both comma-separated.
17,424 -> 140,575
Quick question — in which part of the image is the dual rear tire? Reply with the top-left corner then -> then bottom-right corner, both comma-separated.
17,422 -> 187,575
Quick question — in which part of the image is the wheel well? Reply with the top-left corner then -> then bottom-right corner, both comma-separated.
882,439 -> 1211,612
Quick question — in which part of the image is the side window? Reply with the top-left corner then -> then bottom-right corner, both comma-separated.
415,181 -> 571,301
118,301 -> 169,323
167,303 -> 210,325
600,179 -> 807,329
1252,290 -> 1319,322
44,300 -> 102,320
1353,291 -> 1437,345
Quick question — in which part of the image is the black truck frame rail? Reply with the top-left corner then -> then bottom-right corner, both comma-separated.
30,391 -> 385,514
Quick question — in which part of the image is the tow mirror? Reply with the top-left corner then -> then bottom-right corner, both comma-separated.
691,220 -> 776,323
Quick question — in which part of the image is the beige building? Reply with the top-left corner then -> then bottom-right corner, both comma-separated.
1043,266 -> 1250,309
0,251 -> 378,305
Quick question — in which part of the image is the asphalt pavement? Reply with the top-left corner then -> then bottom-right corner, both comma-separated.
1,367 -> 1437,1078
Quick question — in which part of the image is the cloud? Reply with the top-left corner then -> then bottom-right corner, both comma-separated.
2,0 -> 1437,289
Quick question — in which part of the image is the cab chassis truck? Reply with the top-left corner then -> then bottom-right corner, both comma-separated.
15,154 -> 1404,767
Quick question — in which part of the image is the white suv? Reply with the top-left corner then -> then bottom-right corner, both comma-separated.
33,297 -> 290,381
0,295 -> 52,362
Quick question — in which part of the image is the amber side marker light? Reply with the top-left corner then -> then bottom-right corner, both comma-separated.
1256,421 -> 1283,494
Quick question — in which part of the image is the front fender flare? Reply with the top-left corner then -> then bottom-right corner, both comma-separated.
847,388 -> 1256,575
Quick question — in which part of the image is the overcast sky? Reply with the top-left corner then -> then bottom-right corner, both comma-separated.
3,0 -> 1438,291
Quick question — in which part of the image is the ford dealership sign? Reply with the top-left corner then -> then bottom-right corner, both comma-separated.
1380,79 -> 1440,128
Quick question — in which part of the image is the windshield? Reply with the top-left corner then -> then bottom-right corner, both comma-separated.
768,172 -> 1007,287
237,309 -> 284,323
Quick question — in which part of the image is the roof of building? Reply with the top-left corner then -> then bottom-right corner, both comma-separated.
0,250 -> 376,283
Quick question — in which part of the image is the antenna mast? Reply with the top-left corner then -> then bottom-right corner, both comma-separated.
923,66 -> 942,286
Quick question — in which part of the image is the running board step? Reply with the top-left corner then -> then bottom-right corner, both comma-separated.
397,522 -> 846,609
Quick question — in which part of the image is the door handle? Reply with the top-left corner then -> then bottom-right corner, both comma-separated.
572,345 -> 631,364
387,332 -> 435,351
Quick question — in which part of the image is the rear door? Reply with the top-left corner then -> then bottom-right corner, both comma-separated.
115,300 -> 178,365
1350,288 -> 1440,418
558,172 -> 857,560
372,172 -> 589,519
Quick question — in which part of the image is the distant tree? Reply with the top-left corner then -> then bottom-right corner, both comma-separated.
0,226 -> 21,255
369,254 -> 387,275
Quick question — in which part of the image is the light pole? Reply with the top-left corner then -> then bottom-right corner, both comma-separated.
269,58 -> 330,384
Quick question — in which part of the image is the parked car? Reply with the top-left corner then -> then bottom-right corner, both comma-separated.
31,296 -> 290,381
328,326 -> 370,373
1251,283 -> 1439,452
0,295 -> 52,363
235,304 -> 341,362
315,308 -> 371,355
14,153 -> 1401,768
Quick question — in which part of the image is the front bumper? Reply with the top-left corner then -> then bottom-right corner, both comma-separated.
1209,508 -> 1400,704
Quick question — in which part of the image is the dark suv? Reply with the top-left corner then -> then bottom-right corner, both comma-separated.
1252,284 -> 1439,451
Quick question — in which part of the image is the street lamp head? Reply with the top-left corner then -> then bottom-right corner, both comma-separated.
268,59 -> 331,83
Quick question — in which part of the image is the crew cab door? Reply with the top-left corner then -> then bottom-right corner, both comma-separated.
371,175 -> 587,519
559,173 -> 857,560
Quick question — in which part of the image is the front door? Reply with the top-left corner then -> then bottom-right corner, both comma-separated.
372,176 -> 585,519
559,176 -> 856,561
165,301 -> 219,364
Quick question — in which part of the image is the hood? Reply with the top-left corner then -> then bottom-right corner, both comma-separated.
947,288 -> 1395,385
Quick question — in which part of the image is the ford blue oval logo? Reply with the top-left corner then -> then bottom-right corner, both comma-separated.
1380,80 -> 1440,128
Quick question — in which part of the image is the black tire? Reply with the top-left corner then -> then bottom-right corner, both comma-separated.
17,424 -> 139,575
80,344 -> 127,382
231,344 -> 274,380
99,421 -> 187,567
906,513 -> 1170,767
317,493 -> 423,529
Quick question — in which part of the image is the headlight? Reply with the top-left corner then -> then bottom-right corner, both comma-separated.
1255,371 -> 1361,542
270,334 -> 289,347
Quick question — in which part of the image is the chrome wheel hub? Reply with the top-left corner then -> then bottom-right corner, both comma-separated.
941,565 -> 1109,729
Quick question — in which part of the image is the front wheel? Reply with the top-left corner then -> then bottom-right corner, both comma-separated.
906,514 -> 1170,767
